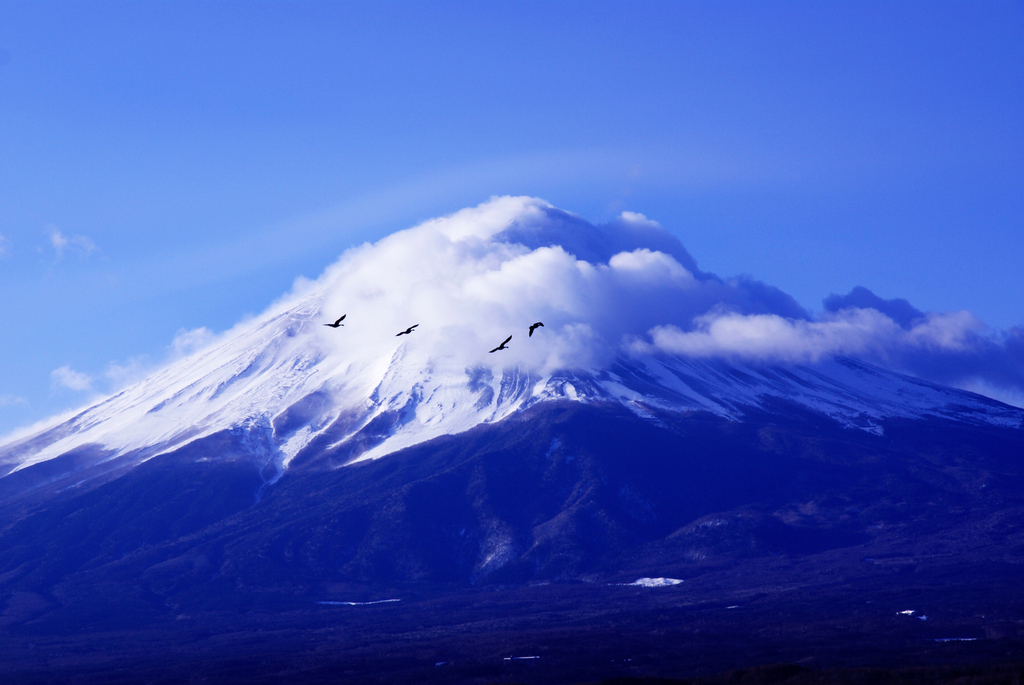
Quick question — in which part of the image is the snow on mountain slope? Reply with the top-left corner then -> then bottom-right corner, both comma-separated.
1,197 -> 1020,483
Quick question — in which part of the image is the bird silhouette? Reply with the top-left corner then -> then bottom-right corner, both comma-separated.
529,322 -> 544,337
489,335 -> 512,353
324,315 -> 346,328
396,324 -> 419,336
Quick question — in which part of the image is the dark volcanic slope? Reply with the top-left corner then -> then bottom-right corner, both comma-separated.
1,401 -> 1023,682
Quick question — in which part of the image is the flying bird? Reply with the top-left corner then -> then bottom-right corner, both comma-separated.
324,315 -> 347,328
396,324 -> 419,336
529,322 -> 544,337
489,335 -> 512,353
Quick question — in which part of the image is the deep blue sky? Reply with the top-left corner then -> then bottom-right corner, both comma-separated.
1,1 -> 1022,434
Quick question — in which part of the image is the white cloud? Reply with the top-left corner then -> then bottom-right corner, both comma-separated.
48,226 -> 98,260
644,311 -> 887,363
302,197 -> 717,376
0,234 -> 8,257
904,310 -> 984,351
171,327 -> 216,357
73,234 -> 97,253
97,329 -> 218,393
49,230 -> 68,253
619,210 -> 653,225
104,357 -> 152,390
274,196 -> 1009,389
50,366 -> 94,392
607,248 -> 694,286
0,394 -> 27,407
641,309 -> 985,364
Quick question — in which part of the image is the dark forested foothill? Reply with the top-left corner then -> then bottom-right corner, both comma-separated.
1,401 -> 1023,683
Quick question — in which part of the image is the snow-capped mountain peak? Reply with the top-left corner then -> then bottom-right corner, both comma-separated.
2,197 -> 1020,484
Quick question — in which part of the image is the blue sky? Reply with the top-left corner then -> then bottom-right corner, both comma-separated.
1,1 -> 1022,434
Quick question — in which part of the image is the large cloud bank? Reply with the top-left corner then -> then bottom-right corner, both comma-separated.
297,196 -> 1022,407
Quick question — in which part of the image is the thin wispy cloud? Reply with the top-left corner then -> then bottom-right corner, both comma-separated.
49,230 -> 67,253
47,226 -> 98,261
0,394 -> 27,408
104,357 -> 153,390
171,327 -> 215,357
47,328 -> 220,406
50,366 -> 94,393
106,329 -> 216,390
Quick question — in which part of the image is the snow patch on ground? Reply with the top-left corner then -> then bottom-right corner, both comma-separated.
628,577 -> 684,587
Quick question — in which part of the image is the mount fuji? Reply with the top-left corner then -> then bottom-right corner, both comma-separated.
1,197 -> 1019,497
1,198 -> 1023,683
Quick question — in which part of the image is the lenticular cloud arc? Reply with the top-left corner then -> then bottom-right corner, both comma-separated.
2,196 -> 1022,480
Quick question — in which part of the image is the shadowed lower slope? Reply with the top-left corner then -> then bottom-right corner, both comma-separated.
1,400 -> 1022,633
